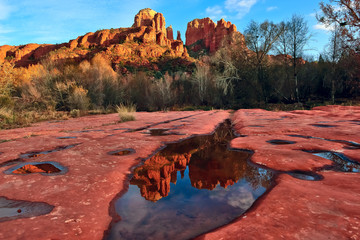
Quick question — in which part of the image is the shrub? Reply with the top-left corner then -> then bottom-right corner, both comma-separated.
0,107 -> 14,127
70,109 -> 81,118
117,103 -> 136,122
68,86 -> 90,111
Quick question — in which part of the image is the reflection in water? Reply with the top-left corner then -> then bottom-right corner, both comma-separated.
107,121 -> 274,240
308,151 -> 360,173
0,197 -> 54,222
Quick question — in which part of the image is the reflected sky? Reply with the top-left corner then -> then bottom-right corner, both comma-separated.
107,121 -> 274,240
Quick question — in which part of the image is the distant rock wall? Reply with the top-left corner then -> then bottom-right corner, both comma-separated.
185,18 -> 238,53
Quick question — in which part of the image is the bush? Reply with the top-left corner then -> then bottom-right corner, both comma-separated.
68,86 -> 90,111
117,103 -> 136,122
70,109 -> 81,118
0,107 -> 14,127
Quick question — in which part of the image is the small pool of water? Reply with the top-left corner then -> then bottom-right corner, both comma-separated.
0,197 -> 54,222
19,145 -> 78,159
310,124 -> 337,128
286,170 -> 323,181
4,161 -> 68,176
309,151 -> 360,173
267,139 -> 296,145
57,136 -> 77,139
108,149 -> 136,156
106,121 -> 274,240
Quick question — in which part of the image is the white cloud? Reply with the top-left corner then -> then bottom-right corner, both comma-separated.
225,0 -> 258,19
206,6 -> 223,16
0,1 -> 12,20
314,23 -> 335,32
266,6 -> 278,12
206,6 -> 227,20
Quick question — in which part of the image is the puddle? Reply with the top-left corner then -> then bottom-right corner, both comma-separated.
108,149 -> 136,156
106,121 -> 274,240
304,150 -> 360,173
258,118 -> 284,121
147,128 -> 170,136
0,159 -> 24,168
310,124 -> 337,128
19,145 -> 78,159
350,120 -> 360,123
78,130 -> 104,133
57,136 -> 77,139
4,161 -> 68,175
0,197 -> 54,222
113,128 -> 131,131
142,129 -> 183,136
267,140 -> 296,145
288,135 -> 360,150
286,170 -> 323,181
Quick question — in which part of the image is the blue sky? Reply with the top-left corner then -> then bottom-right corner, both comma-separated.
0,0 -> 333,57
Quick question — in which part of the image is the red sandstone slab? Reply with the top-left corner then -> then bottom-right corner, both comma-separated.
2,106 -> 360,239
198,172 -> 360,240
198,106 -> 360,239
0,110 -> 229,240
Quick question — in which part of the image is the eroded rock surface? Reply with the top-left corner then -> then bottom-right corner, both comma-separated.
0,110 -> 229,239
1,106 -> 360,239
198,105 -> 360,240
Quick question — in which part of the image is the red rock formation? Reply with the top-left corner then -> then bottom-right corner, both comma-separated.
131,153 -> 191,202
177,31 -> 182,41
268,54 -> 306,65
0,45 -> 13,64
132,8 -> 166,35
0,8 -> 189,68
166,26 -> 174,40
185,18 -> 239,53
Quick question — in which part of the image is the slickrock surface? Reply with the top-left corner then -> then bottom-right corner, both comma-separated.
198,105 -> 360,240
2,106 -> 360,239
0,110 -> 229,240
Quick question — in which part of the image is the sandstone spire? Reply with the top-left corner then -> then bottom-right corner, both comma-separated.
166,25 -> 174,40
177,31 -> 182,41
132,8 -> 166,35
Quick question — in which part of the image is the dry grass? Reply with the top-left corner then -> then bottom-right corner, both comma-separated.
0,107 -> 69,129
0,107 -> 14,127
117,103 -> 136,122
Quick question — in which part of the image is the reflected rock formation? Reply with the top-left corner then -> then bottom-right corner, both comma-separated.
130,121 -> 271,202
108,121 -> 274,240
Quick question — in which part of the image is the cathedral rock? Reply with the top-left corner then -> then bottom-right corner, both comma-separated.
0,8 -> 188,68
185,18 -> 240,53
